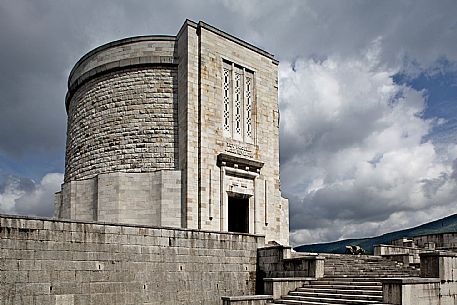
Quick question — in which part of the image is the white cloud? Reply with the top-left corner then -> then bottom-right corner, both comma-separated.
279,49 -> 457,246
0,178 -> 27,214
0,172 -> 63,217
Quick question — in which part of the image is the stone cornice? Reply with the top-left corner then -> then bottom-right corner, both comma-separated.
68,35 -> 176,88
65,56 -> 177,112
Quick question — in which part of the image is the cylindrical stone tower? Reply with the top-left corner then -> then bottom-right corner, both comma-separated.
55,20 -> 290,245
57,36 -> 182,227
65,36 -> 178,182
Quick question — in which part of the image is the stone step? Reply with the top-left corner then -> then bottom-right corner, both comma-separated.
324,264 -> 409,270
311,280 -> 382,286
267,301 -> 337,305
325,272 -> 419,278
326,274 -> 415,276
324,265 -> 414,268
306,284 -> 382,291
325,266 -> 406,268
319,277 -> 384,282
325,264 -> 410,266
325,265 -> 412,268
290,291 -> 382,301
325,270 -> 414,273
324,270 -> 404,272
281,295 -> 381,305
325,270 -> 415,274
326,266 -> 408,268
297,288 -> 382,296
269,300 -> 347,305
324,261 -> 396,264
268,302 -> 392,305
324,272 -> 418,275
325,271 -> 419,276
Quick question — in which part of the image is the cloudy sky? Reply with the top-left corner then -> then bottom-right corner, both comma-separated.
1,0 -> 456,246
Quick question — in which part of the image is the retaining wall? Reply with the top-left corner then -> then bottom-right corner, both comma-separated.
0,214 -> 264,305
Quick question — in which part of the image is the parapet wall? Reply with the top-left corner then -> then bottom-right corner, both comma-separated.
413,233 -> 457,250
0,214 -> 264,305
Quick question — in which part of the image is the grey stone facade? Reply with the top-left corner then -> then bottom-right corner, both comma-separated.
55,20 -> 289,245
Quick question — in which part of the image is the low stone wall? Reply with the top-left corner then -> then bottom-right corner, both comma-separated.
382,278 -> 441,305
221,295 -> 273,305
382,252 -> 457,305
256,245 -> 323,294
264,277 -> 314,299
373,244 -> 434,265
0,214 -> 264,305
413,233 -> 457,250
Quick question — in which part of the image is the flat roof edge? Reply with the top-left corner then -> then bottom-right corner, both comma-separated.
177,19 -> 198,38
198,21 -> 277,63
68,35 -> 177,88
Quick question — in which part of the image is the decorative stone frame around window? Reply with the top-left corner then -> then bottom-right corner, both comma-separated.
222,60 -> 254,143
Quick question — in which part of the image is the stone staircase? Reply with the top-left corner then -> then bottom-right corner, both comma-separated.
322,253 -> 420,278
269,277 -> 384,305
267,254 -> 420,305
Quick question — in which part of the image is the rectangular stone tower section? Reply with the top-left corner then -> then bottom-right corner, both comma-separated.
177,21 -> 289,245
177,21 -> 200,230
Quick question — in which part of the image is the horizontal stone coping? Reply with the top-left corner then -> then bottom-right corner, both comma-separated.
420,251 -> 457,257
284,256 -> 325,261
375,244 -> 421,250
292,252 -> 319,256
382,253 -> 414,257
258,244 -> 292,250
0,213 -> 266,239
264,277 -> 316,282
381,278 -> 440,284
69,35 -> 176,83
221,295 -> 273,301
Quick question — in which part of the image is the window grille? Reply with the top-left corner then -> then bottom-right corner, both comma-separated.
234,69 -> 243,137
245,73 -> 253,140
223,66 -> 231,134
222,60 -> 254,143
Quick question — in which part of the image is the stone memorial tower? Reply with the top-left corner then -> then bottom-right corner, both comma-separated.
55,20 -> 289,245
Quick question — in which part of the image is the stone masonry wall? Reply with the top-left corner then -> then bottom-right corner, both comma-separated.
65,67 -> 178,182
56,171 -> 182,228
0,215 -> 264,305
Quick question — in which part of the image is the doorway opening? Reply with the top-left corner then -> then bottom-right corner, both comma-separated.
228,196 -> 249,233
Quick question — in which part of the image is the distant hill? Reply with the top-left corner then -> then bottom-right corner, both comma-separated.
294,214 -> 457,254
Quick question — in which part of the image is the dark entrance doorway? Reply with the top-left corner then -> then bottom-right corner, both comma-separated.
228,196 -> 249,233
